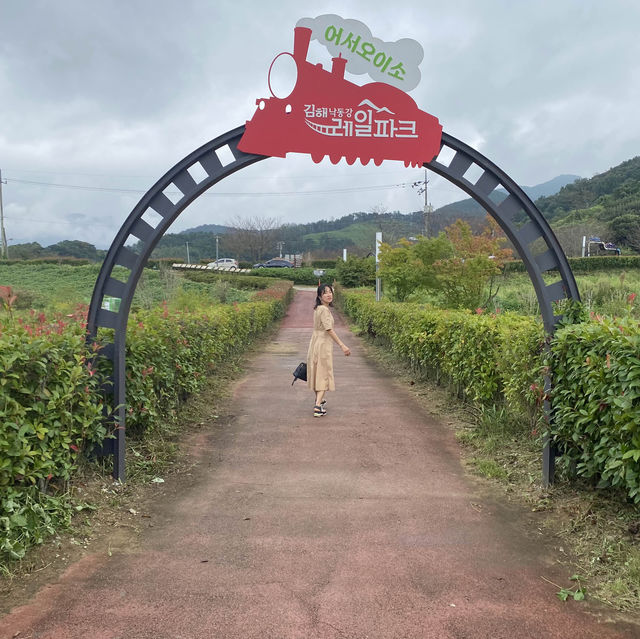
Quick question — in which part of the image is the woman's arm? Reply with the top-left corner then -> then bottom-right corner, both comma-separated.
327,329 -> 351,356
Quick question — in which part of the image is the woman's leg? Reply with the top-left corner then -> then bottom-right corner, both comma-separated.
313,389 -> 327,417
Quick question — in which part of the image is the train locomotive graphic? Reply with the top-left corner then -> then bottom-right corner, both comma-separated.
238,27 -> 443,167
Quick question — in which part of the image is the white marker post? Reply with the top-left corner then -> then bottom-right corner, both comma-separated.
375,231 -> 382,301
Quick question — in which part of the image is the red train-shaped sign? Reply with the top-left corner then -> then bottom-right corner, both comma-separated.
238,27 -> 442,167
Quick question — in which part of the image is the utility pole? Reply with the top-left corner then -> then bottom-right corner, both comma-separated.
0,169 -> 8,259
185,241 -> 190,264
375,232 -> 383,301
215,235 -> 219,262
276,241 -> 284,258
412,169 -> 433,237
423,168 -> 428,236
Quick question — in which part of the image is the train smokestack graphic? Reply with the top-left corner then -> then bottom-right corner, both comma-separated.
331,54 -> 347,80
293,25 -> 311,63
238,27 -> 442,167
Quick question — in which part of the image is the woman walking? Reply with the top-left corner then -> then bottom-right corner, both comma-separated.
307,284 -> 350,417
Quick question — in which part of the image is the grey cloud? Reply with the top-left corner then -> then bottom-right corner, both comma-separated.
2,1 -> 640,249
297,14 -> 423,90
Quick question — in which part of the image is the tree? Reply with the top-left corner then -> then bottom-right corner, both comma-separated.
2,242 -> 44,260
552,222 -> 609,257
45,240 -> 101,261
433,217 -> 512,310
335,255 -> 376,288
609,214 -> 640,249
224,215 -> 280,262
378,234 -> 452,302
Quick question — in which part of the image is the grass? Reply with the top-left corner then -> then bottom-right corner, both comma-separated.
468,458 -> 508,479
491,269 -> 640,318
0,263 -> 252,314
403,269 -> 640,318
0,263 -> 104,310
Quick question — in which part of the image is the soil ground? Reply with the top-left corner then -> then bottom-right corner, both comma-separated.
1,288 -> 639,638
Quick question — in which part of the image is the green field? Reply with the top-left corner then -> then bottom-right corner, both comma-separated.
0,263 -> 252,314
3,262 -> 640,320
495,270 -> 640,318
400,268 -> 640,318
302,221 -> 379,249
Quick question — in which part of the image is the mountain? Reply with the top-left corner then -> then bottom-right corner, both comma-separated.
517,174 -> 582,200
179,223 -> 232,235
535,158 -> 640,224
147,175 -> 585,259
434,174 -> 581,219
35,166 -> 629,264
3,240 -> 106,261
534,157 -> 640,249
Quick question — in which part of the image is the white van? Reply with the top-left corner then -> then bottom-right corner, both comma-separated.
207,258 -> 239,270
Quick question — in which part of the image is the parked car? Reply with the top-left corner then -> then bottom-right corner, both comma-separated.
253,258 -> 293,269
207,258 -> 238,270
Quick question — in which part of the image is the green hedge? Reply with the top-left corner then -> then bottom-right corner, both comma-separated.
504,255 -> 640,274
0,257 -> 92,266
338,289 -> 544,412
551,315 -> 640,500
180,270 -> 278,289
0,308 -> 107,560
338,288 -> 640,502
248,267 -> 338,285
0,281 -> 293,562
147,258 -> 184,269
125,283 -> 292,436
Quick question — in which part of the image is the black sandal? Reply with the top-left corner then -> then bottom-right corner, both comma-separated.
313,405 -> 326,417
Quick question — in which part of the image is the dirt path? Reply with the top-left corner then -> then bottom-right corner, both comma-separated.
1,289 -> 637,638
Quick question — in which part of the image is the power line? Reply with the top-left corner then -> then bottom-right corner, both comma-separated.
4,166 -> 428,181
4,177 -> 415,197
1,215 -> 116,228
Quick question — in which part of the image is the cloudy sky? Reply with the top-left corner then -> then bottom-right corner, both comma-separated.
2,0 -> 639,249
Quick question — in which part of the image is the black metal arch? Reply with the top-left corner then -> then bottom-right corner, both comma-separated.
88,126 -> 579,482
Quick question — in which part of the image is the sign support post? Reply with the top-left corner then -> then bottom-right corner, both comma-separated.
375,231 -> 382,302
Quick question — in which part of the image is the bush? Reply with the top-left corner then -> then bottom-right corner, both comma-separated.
181,270 -> 276,289
335,256 -> 375,288
0,281 -> 293,563
504,255 -> 640,274
147,258 -> 184,269
311,259 -> 338,269
248,267 -> 338,286
338,288 -> 544,409
550,314 -> 640,501
0,308 -> 108,560
338,287 -> 640,503
125,286 -> 291,437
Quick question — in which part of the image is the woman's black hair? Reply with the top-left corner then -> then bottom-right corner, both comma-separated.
314,283 -> 334,309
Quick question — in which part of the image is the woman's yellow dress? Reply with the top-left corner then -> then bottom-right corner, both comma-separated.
306,305 -> 335,391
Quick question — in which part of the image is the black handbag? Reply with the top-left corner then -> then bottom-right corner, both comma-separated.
292,362 -> 307,385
